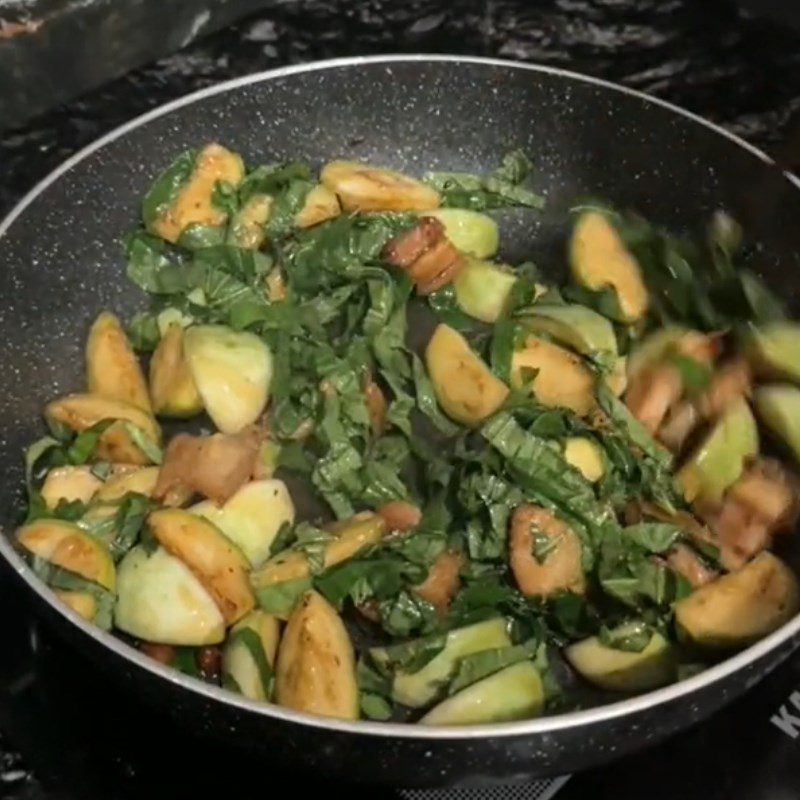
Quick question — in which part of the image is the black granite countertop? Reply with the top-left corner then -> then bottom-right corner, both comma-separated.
2,1 -> 800,797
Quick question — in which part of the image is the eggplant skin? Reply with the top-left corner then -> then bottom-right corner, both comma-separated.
275,590 -> 359,720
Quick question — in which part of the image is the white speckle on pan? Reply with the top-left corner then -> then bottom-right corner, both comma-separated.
182,10 -> 210,47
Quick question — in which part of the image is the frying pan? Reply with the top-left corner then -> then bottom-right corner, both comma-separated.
1,55 -> 800,788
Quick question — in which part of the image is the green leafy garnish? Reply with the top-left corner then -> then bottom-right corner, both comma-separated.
598,621 -> 653,653
142,149 -> 196,228
670,353 -> 712,394
448,645 -> 531,695
425,151 -> 545,211
231,627 -> 275,699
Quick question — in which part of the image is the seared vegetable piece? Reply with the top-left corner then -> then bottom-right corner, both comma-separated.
114,545 -> 225,645
509,504 -> 585,598
383,217 -> 443,268
55,590 -> 97,621
570,211 -> 649,322
265,269 -> 287,302
147,143 -> 245,243
702,458 -> 798,571
253,439 -> 282,480
606,356 -> 628,397
45,394 -> 161,465
376,500 -> 422,532
421,662 -> 544,725
17,519 -> 115,591
148,508 -> 255,625
453,259 -> 518,323
675,552 -> 800,649
251,512 -> 386,616
86,312 -> 152,412
427,209 -> 499,258
414,550 -> 463,614
275,590 -> 359,720
521,303 -> 618,356
149,324 -> 203,418
222,609 -> 280,700
627,327 -> 717,383
139,642 -> 177,665
383,217 -> 465,295
702,495 -> 770,572
521,303 -> 626,397
658,401 -> 700,454
79,466 -> 160,532
183,325 -> 272,434
754,384 -> 800,464
565,625 -> 676,692
192,479 -> 295,568
321,160 -> 440,213
563,437 -> 605,483
40,466 -> 103,509
294,184 -> 341,228
626,327 -> 682,374
413,241 -> 465,296
425,324 -> 509,426
93,466 -> 160,503
510,336 -> 595,416
625,331 -> 719,437
154,429 -> 259,506
746,321 -> 800,383
666,544 -> 718,588
697,358 -> 751,420
371,618 -> 511,708
676,400 -> 758,504
227,193 -> 272,249
729,458 -> 798,530
364,379 -> 388,437
624,363 -> 683,435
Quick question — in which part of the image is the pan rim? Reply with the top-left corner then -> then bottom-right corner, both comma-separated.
2,53 -> 799,740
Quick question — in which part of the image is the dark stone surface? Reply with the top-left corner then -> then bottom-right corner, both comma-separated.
0,0 -> 276,130
1,0 -> 800,797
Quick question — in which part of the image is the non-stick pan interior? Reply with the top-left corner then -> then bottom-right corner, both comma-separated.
1,56 -> 800,729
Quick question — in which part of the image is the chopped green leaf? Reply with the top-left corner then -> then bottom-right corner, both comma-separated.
119,422 -> 163,465
670,354 -> 712,394
424,151 -> 545,211
448,645 -> 530,694
378,590 -> 438,638
255,577 -> 313,617
142,149 -> 196,229
232,627 -> 275,699
623,522 -> 682,554
598,621 -> 653,653
360,692 -> 393,720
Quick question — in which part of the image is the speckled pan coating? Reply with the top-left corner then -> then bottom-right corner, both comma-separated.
1,57 -> 800,787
